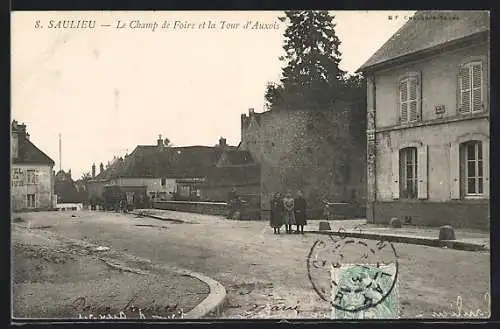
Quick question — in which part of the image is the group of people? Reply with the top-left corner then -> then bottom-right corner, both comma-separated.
269,190 -> 307,234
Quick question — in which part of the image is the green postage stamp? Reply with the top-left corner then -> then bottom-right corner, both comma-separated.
330,263 -> 399,319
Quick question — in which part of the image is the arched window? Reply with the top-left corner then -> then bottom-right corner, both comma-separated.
399,147 -> 418,199
460,140 -> 483,196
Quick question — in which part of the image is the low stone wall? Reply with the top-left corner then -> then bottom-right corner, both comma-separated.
153,201 -> 367,221
153,201 -> 229,216
152,201 -> 262,220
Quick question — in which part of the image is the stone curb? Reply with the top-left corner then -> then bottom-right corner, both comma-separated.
130,211 -> 186,224
164,266 -> 227,319
309,230 -> 489,252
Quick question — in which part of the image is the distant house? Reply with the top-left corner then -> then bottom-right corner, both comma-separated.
357,11 -> 490,229
11,120 -> 56,211
88,136 -> 250,203
202,149 -> 261,200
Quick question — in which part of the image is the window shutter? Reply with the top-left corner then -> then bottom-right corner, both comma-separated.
399,80 -> 408,123
483,141 -> 489,198
472,63 -> 482,112
409,79 -> 418,121
450,143 -> 460,199
458,66 -> 471,113
417,73 -> 422,120
417,145 -> 428,199
392,150 -> 400,199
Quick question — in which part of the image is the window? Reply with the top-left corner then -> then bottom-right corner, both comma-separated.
161,177 -> 166,186
458,61 -> 483,113
399,75 -> 420,123
27,194 -> 36,208
27,169 -> 37,184
460,141 -> 483,196
12,168 -> 24,187
399,147 -> 418,198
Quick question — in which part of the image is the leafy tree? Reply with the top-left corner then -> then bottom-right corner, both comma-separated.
265,10 -> 347,110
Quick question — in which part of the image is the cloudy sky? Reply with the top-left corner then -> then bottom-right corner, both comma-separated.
12,10 -> 415,178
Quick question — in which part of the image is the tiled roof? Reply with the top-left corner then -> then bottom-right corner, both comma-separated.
357,10 -> 490,72
204,164 -> 261,187
95,145 -> 225,180
217,150 -> 256,166
13,136 -> 55,166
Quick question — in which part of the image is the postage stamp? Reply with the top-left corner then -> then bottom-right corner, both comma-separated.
330,263 -> 398,319
307,234 -> 399,319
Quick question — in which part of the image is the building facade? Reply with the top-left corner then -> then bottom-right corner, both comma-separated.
11,121 -> 56,211
358,11 -> 490,229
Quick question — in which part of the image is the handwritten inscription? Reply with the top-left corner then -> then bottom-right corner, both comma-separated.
247,302 -> 301,316
72,295 -> 184,319
429,294 -> 490,318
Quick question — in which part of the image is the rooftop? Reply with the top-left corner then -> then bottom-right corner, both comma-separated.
357,10 -> 490,72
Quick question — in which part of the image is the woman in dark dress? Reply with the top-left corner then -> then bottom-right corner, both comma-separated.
294,190 -> 307,234
270,193 -> 283,234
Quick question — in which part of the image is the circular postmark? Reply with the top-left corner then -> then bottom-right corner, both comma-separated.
307,233 -> 399,315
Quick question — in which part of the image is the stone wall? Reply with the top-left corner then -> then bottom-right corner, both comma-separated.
240,104 -> 366,221
373,201 -> 489,230
153,201 -> 228,216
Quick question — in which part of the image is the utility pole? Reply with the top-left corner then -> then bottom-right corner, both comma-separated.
59,133 -> 62,172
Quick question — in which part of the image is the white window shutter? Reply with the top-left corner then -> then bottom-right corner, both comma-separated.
450,143 -> 460,199
472,63 -> 482,112
417,145 -> 428,199
392,150 -> 400,199
459,66 -> 471,113
399,80 -> 408,123
483,141 -> 489,198
409,79 -> 418,121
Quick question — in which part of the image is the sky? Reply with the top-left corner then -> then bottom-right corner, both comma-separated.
12,10 -> 415,179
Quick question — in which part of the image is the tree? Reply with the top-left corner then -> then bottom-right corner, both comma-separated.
265,11 -> 346,110
81,172 -> 92,182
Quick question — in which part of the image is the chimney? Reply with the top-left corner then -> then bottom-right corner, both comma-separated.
249,108 -> 255,116
26,132 -> 30,140
99,162 -> 104,174
92,163 -> 96,178
219,137 -> 227,148
157,134 -> 164,147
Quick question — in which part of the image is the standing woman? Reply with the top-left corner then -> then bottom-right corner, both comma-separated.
282,191 -> 296,234
294,190 -> 307,234
270,193 -> 283,234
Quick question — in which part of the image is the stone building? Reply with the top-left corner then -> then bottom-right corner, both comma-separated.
11,120 -> 56,211
357,11 -> 490,229
239,104 -> 366,220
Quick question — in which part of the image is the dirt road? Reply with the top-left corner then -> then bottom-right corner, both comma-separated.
11,210 -> 491,319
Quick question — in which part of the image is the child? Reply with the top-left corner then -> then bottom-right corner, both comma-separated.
282,191 -> 296,234
270,193 -> 283,234
294,190 -> 307,234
